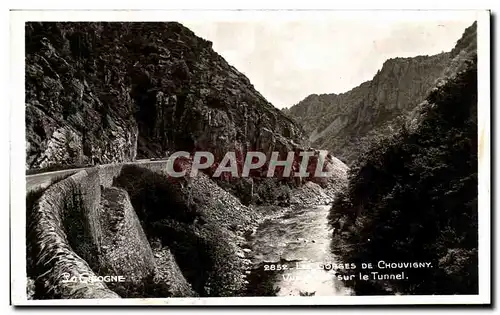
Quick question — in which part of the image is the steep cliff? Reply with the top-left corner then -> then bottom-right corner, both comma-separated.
25,22 -> 304,169
287,22 -> 477,164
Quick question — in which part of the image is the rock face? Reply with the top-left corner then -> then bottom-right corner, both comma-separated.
25,22 -> 304,169
151,246 -> 197,297
97,187 -> 156,286
113,165 -> 259,296
286,22 -> 477,164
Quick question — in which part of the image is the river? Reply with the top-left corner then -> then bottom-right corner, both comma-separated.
244,205 -> 353,296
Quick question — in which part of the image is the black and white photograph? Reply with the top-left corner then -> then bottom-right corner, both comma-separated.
9,9 -> 491,306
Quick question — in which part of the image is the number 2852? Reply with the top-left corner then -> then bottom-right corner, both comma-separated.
263,264 -> 288,271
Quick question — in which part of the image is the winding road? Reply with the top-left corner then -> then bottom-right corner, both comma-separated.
25,159 -> 159,193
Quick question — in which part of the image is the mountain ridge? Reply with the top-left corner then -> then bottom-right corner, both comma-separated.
25,22 -> 306,170
286,22 -> 477,164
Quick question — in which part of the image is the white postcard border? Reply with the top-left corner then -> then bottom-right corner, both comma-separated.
9,9 -> 491,305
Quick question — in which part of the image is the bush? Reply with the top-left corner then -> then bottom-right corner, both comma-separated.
329,57 -> 478,295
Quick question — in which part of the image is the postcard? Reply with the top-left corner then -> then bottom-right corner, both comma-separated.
10,9 -> 491,306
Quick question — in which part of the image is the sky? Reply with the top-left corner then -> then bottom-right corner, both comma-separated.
182,12 -> 478,109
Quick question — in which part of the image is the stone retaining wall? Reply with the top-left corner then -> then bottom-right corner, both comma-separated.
28,161 -> 177,299
28,169 -> 120,299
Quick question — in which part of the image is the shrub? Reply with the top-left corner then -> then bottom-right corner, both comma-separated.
329,57 -> 478,295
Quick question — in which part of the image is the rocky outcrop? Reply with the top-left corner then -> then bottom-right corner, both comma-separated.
287,22 -> 477,164
25,22 -> 304,170
113,165 -> 259,296
290,181 -> 334,206
290,154 -> 349,206
97,187 -> 155,286
151,246 -> 196,297
407,22 -> 478,131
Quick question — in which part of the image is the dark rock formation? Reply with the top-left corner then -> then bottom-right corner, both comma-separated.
287,22 -> 477,165
97,187 -> 156,288
150,246 -> 197,297
113,165 -> 258,296
25,22 -> 304,169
